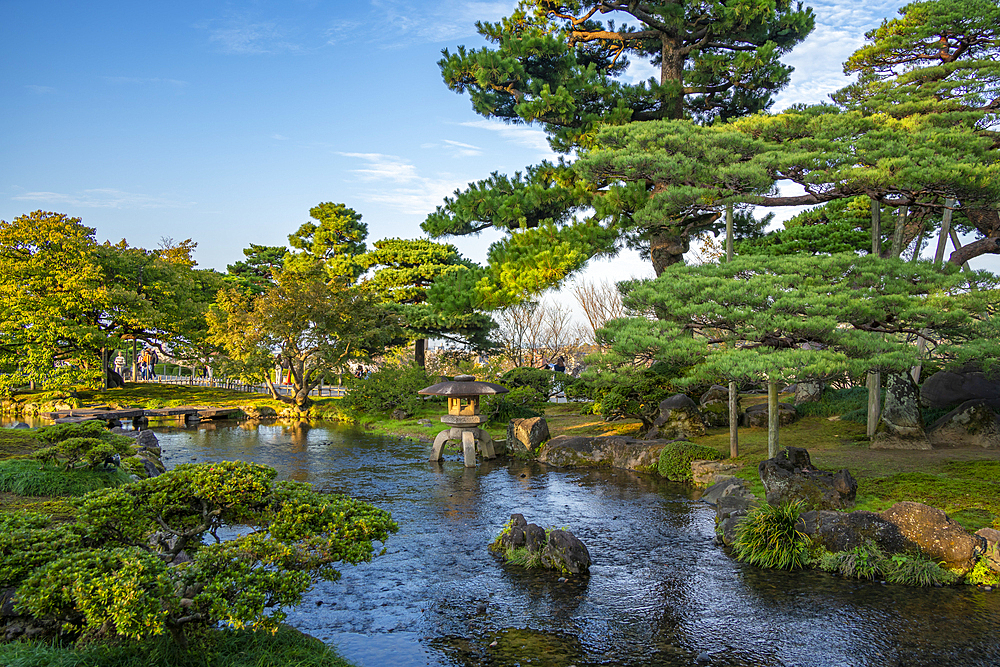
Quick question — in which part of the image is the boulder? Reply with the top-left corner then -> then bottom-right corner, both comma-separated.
742,402 -> 797,428
926,399 -> 1000,449
498,513 -> 529,551
390,408 -> 410,420
920,367 -> 1000,409
538,435 -> 674,471
507,417 -> 550,452
691,459 -> 741,486
871,372 -> 931,450
10,422 -> 29,429
135,428 -> 160,451
758,447 -> 857,510
794,380 -> 824,405
699,385 -> 737,427
798,509 -> 913,554
541,529 -> 591,575
645,394 -> 705,440
702,478 -> 759,546
975,528 -> 1000,572
137,453 -> 165,478
880,501 -> 983,572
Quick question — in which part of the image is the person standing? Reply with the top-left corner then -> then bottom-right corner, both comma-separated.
113,351 -> 126,378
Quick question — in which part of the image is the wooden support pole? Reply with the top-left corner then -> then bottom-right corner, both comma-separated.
934,198 -> 955,268
767,379 -> 779,459
725,203 -> 734,264
867,371 -> 881,438
729,380 -> 739,458
871,199 -> 882,257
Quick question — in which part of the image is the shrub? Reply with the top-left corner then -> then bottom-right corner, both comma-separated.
500,367 -> 557,397
965,555 -> 1000,587
793,387 -> 867,418
733,501 -> 810,570
343,364 -> 440,416
656,441 -> 724,482
3,461 -> 398,646
482,386 -> 545,424
33,421 -> 136,471
834,542 -> 886,580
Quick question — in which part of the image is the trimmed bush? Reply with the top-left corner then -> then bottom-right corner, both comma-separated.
482,386 -> 545,424
343,364 -> 440,416
656,441 -> 724,482
733,501 -> 810,570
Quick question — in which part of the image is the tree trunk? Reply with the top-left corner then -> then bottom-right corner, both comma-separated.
767,379 -> 779,458
947,228 -> 974,272
649,229 -> 690,276
660,35 -> 685,119
729,380 -> 739,458
415,338 -> 426,367
101,347 -> 108,391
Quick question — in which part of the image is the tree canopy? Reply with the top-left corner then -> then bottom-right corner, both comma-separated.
596,254 -> 1000,396
0,211 -> 221,393
424,0 -> 815,304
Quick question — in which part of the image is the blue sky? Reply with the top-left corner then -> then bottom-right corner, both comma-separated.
4,0 -> 994,281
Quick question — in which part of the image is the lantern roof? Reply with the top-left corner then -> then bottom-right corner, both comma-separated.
418,374 -> 509,397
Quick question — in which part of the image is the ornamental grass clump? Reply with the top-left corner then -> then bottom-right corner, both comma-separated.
732,501 -> 810,570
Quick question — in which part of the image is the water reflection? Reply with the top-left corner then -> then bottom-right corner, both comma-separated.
143,422 -> 1000,667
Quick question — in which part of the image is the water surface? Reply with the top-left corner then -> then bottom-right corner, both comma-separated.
139,421 -> 1000,666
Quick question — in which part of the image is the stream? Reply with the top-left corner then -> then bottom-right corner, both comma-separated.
18,418 -> 1000,666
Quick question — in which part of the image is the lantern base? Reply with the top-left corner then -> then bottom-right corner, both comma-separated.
429,426 -> 496,467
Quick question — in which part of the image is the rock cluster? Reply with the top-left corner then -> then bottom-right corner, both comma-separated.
758,447 -> 857,510
704,448 -> 1000,575
495,514 -> 591,575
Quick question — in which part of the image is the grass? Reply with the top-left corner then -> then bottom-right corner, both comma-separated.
0,459 -> 133,497
0,625 -> 355,667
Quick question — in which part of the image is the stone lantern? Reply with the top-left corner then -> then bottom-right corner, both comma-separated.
418,374 -> 508,467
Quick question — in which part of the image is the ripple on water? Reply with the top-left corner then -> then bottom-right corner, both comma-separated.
153,422 -> 1000,667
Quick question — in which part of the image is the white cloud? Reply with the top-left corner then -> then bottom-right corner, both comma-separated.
337,152 -> 472,214
199,13 -> 303,55
24,85 -> 55,94
12,188 -> 194,209
271,133 -> 289,140
443,139 -> 483,157
460,119 -> 553,156
338,152 -> 419,182
372,0 -> 516,45
358,178 -> 468,215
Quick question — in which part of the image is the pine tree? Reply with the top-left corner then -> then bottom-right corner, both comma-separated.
358,239 -> 495,364
423,0 -> 815,303
595,253 -> 1000,445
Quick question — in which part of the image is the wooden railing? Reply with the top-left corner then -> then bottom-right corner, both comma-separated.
137,375 -> 346,398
